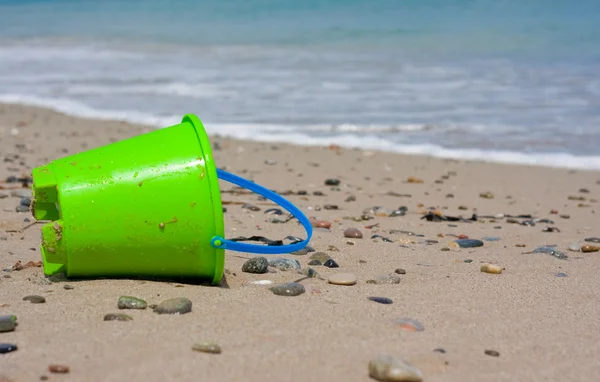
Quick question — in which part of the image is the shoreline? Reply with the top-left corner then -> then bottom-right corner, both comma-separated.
1,102 -> 600,381
1,100 -> 598,171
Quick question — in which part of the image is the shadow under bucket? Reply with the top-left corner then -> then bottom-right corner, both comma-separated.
31,114 -> 312,285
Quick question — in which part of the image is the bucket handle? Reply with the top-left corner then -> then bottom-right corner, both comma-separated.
210,169 -> 313,254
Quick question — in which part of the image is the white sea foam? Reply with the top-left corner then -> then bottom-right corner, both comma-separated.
1,94 -> 599,170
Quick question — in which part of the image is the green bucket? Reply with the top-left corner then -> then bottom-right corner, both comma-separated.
31,114 -> 312,285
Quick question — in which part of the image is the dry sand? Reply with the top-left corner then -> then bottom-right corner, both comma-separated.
1,102 -> 600,381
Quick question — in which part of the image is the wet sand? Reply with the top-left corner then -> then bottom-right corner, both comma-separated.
1,102 -> 600,382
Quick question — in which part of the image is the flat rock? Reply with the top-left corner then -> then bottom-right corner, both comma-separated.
192,342 -> 222,354
104,313 -> 133,321
269,282 -> 306,296
0,343 -> 17,354
23,295 -> 45,304
368,355 -> 423,382
368,296 -> 393,304
153,297 -> 192,314
118,296 -> 147,310
455,239 -> 484,248
344,228 -> 363,238
328,273 -> 357,286
242,257 -> 269,274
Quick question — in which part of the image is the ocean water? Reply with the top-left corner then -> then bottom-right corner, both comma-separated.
1,0 -> 599,169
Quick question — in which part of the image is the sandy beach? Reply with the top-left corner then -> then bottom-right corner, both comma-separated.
1,102 -> 600,381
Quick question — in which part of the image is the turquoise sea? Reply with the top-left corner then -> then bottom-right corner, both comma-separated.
1,0 -> 599,168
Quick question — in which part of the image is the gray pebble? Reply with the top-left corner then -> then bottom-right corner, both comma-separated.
267,258 -> 301,271
242,257 -> 269,274
19,197 -> 31,207
192,342 -> 222,354
23,295 -> 45,303
104,313 -> 133,321
297,268 -> 319,278
15,205 -> 29,213
269,282 -> 305,296
0,315 -> 17,333
368,355 -> 423,382
367,275 -> 402,285
153,297 -> 192,314
63,284 -> 74,290
308,259 -> 322,266
0,343 -> 18,354
308,252 -> 331,264
290,249 -> 309,256
118,296 -> 148,310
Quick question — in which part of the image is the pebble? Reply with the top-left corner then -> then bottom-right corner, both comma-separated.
406,176 -> 424,184
297,267 -> 319,278
479,192 -> 494,199
323,259 -> 339,268
269,282 -> 305,296
242,257 -> 269,274
0,315 -> 17,333
103,313 -> 133,321
394,318 -> 425,332
584,237 -> 600,243
310,219 -> 332,229
192,342 -> 222,354
15,205 -> 29,213
344,228 -> 363,239
247,280 -> 273,286
325,178 -> 341,186
532,246 -> 568,260
568,243 -> 581,252
345,195 -> 356,202
433,348 -> 446,354
268,258 -> 301,271
555,272 -> 568,277
48,365 -> 70,374
455,239 -> 484,248
395,268 -> 406,275
153,297 -> 192,314
367,275 -> 402,285
480,264 -> 503,274
484,349 -> 500,357
368,296 -> 393,304
10,189 -> 31,198
324,204 -> 338,210
242,203 -> 260,211
63,284 -> 74,290
291,249 -> 309,256
118,296 -> 148,310
328,273 -> 357,286
309,252 -> 331,264
581,245 -> 600,253
368,355 -> 423,382
0,343 -> 18,354
23,295 -> 45,303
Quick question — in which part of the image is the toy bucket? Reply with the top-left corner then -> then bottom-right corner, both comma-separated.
30,114 -> 312,285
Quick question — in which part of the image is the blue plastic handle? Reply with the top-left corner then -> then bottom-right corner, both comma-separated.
210,169 -> 313,254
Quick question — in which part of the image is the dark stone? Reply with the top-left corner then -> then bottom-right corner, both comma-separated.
484,349 -> 500,357
395,268 -> 406,275
153,297 -> 192,314
532,246 -> 568,260
269,282 -> 305,296
368,296 -> 393,304
20,197 -> 31,207
242,257 -> 269,274
23,295 -> 45,303
323,259 -> 339,268
15,205 -> 29,213
63,284 -> 74,290
325,178 -> 341,186
0,343 -> 17,354
455,239 -> 484,248
433,348 -> 447,354
584,237 -> 600,243
103,313 -> 133,321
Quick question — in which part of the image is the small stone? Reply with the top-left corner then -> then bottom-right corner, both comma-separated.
192,342 -> 222,354
555,272 -> 568,277
309,252 -> 331,264
267,258 -> 301,271
464,259 -> 473,263
290,249 -> 309,256
484,349 -> 500,357
19,197 -> 31,207
433,348 -> 446,354
297,267 -> 319,278
310,219 -> 332,229
395,268 -> 406,275
269,282 -> 305,296
579,188 -> 590,193
241,203 -> 260,211
15,205 -> 29,213
63,284 -> 74,290
344,228 -> 363,238
0,343 -> 17,354
406,177 -> 424,184
103,313 -> 133,321
455,239 -> 484,248
482,236 -> 500,241
584,237 -> 600,243
368,355 -> 423,382
118,296 -> 148,310
368,275 -> 402,285
48,365 -> 70,374
242,257 -> 269,274
394,318 -> 425,332
323,259 -> 339,268
23,295 -> 45,303
458,205 -> 468,210
480,264 -> 503,274
153,297 -> 192,314
345,195 -> 356,202
308,259 -> 322,266
479,192 -> 494,199
328,273 -> 357,286
532,246 -> 568,260
0,315 -> 17,333
368,296 -> 393,304
325,178 -> 341,186
581,245 -> 600,253
324,204 -> 338,210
